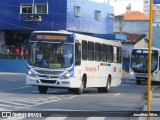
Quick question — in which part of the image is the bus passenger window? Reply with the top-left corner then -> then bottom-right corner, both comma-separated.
113,46 -> 118,63
118,47 -> 122,63
101,44 -> 107,62
159,57 -> 160,70
88,42 -> 94,61
82,41 -> 87,60
75,42 -> 81,65
108,45 -> 113,63
95,43 -> 101,61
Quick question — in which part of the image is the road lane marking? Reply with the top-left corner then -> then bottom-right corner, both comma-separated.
0,107 -> 8,111
32,90 -> 58,93
0,86 -> 31,91
0,103 -> 14,107
45,117 -> 67,120
0,100 -> 31,107
16,95 -> 78,110
114,93 -> 120,95
45,117 -> 105,120
87,117 -> 105,120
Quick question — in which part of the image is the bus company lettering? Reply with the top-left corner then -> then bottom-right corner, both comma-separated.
85,67 -> 96,72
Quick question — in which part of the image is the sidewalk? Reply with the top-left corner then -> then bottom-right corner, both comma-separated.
140,86 -> 160,120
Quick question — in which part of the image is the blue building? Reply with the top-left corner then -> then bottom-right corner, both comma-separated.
0,0 -> 116,73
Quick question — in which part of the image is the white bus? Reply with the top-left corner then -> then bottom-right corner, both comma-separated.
130,47 -> 160,84
26,31 -> 122,94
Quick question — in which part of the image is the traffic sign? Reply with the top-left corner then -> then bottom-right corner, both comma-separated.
154,0 -> 160,4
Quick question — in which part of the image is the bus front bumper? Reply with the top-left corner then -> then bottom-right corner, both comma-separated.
26,75 -> 82,88
130,73 -> 159,81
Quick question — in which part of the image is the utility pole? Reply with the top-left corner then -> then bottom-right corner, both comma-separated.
147,0 -> 153,119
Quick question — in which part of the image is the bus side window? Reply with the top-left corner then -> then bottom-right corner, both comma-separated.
82,40 -> 88,60
75,42 -> 81,66
113,46 -> 118,63
118,47 -> 122,63
159,57 -> 160,70
108,45 -> 113,63
95,43 -> 101,61
88,42 -> 94,61
101,44 -> 107,62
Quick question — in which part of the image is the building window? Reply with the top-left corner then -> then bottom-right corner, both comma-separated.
20,4 -> 32,14
75,6 -> 81,17
95,10 -> 101,21
35,4 -> 48,14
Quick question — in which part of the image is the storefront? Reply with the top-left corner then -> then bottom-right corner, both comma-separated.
0,30 -> 31,60
0,30 -> 31,73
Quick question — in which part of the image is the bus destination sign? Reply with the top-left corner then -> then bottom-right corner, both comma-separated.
36,35 -> 67,41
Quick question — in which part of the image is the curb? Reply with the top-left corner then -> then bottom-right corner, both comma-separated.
137,86 -> 160,120
151,86 -> 160,97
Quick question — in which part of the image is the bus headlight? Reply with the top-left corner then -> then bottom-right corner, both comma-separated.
130,71 -> 134,75
60,71 -> 73,79
153,72 -> 158,76
27,70 -> 38,78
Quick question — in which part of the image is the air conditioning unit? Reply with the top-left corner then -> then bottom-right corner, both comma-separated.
34,16 -> 42,22
25,15 -> 41,22
25,16 -> 34,21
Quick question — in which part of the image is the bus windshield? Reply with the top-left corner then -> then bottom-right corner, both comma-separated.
28,42 -> 73,68
131,49 -> 158,73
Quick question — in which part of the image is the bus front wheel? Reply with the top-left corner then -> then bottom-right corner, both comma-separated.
38,86 -> 48,94
76,80 -> 84,95
136,80 -> 141,85
68,88 -> 75,93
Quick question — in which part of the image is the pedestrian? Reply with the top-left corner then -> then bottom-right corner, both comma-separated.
15,47 -> 20,54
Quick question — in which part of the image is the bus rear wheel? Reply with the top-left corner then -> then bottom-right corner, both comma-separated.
38,86 -> 48,94
98,76 -> 111,93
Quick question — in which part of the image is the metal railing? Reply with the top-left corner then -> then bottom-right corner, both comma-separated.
0,54 -> 28,60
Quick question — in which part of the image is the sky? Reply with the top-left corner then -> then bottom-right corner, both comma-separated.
90,0 -> 144,15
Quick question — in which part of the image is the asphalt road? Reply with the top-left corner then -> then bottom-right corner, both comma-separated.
0,73 -> 148,120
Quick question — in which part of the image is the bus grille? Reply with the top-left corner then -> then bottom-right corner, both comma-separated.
40,80 -> 57,84
36,70 -> 63,75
